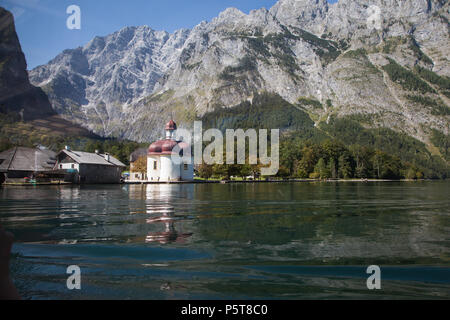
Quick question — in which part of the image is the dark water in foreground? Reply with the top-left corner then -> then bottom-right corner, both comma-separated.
1,181 -> 449,300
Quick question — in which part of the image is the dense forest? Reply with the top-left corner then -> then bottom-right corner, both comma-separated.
195,138 -> 439,180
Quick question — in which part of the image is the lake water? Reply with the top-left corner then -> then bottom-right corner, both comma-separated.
1,181 -> 449,299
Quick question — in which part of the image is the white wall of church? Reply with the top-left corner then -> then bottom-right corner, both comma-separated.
161,155 -> 181,181
147,155 -> 194,182
147,156 -> 161,181
181,162 -> 194,181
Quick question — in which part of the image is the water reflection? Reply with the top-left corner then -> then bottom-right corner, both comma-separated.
1,181 -> 450,299
145,213 -> 193,244
130,184 -> 193,245
58,186 -> 80,200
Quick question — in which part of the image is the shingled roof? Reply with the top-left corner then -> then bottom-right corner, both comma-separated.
0,147 -> 56,173
58,149 -> 126,167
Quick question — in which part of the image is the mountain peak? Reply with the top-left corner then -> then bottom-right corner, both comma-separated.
218,7 -> 246,19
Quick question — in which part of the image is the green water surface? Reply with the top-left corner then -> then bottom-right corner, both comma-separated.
1,181 -> 449,299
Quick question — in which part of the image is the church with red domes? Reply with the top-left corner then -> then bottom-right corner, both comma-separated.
147,120 -> 194,182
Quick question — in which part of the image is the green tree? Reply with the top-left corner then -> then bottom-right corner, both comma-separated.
338,154 -> 353,179
322,140 -> 346,161
212,163 -> 227,179
350,145 -> 372,178
329,158 -> 337,179
197,163 -> 213,179
276,165 -> 291,179
379,155 -> 402,179
405,167 -> 417,180
372,150 -> 384,179
296,145 -> 318,178
280,140 -> 301,175
314,158 -> 331,179
85,140 -> 104,154
239,164 -> 252,180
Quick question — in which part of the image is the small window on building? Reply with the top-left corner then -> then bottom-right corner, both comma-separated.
184,164 -> 188,171
71,164 -> 75,169
60,164 -> 63,169
154,161 -> 157,170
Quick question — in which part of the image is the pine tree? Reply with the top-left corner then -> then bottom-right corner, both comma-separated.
315,158 -> 331,179
338,154 -> 353,179
329,158 -> 337,179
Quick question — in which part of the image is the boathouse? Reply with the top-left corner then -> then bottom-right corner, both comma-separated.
0,147 -> 57,183
54,147 -> 126,184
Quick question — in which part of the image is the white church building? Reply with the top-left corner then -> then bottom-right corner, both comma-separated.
147,120 -> 194,182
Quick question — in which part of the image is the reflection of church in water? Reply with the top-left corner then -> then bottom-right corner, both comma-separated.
130,184 -> 193,244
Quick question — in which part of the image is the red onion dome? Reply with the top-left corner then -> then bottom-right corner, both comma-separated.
148,139 -> 189,155
165,120 -> 177,131
148,140 -> 164,154
161,140 -> 178,152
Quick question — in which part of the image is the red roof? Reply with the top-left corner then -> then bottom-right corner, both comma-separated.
148,139 -> 189,156
165,120 -> 177,131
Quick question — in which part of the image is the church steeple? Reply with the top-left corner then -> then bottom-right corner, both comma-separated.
165,120 -> 177,139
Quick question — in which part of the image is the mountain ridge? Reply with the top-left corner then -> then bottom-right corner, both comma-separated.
26,0 -> 449,155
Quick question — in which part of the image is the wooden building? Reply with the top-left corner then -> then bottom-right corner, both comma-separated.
55,147 -> 126,184
0,147 -> 57,183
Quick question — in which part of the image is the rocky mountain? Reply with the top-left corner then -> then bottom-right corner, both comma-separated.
28,0 -> 449,153
0,7 -> 55,120
0,7 -> 96,138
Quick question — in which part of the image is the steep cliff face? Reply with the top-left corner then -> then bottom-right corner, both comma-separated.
0,7 -> 97,138
0,7 -> 55,120
28,0 -> 449,147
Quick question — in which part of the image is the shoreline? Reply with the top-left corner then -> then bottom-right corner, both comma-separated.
123,178 -> 432,185
0,179 -> 441,187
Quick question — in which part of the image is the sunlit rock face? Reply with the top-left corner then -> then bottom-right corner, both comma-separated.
28,0 -> 449,143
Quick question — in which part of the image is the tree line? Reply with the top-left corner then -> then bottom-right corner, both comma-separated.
195,139 -> 431,180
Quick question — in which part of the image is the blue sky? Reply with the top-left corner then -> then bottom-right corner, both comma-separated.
2,0 -> 338,70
